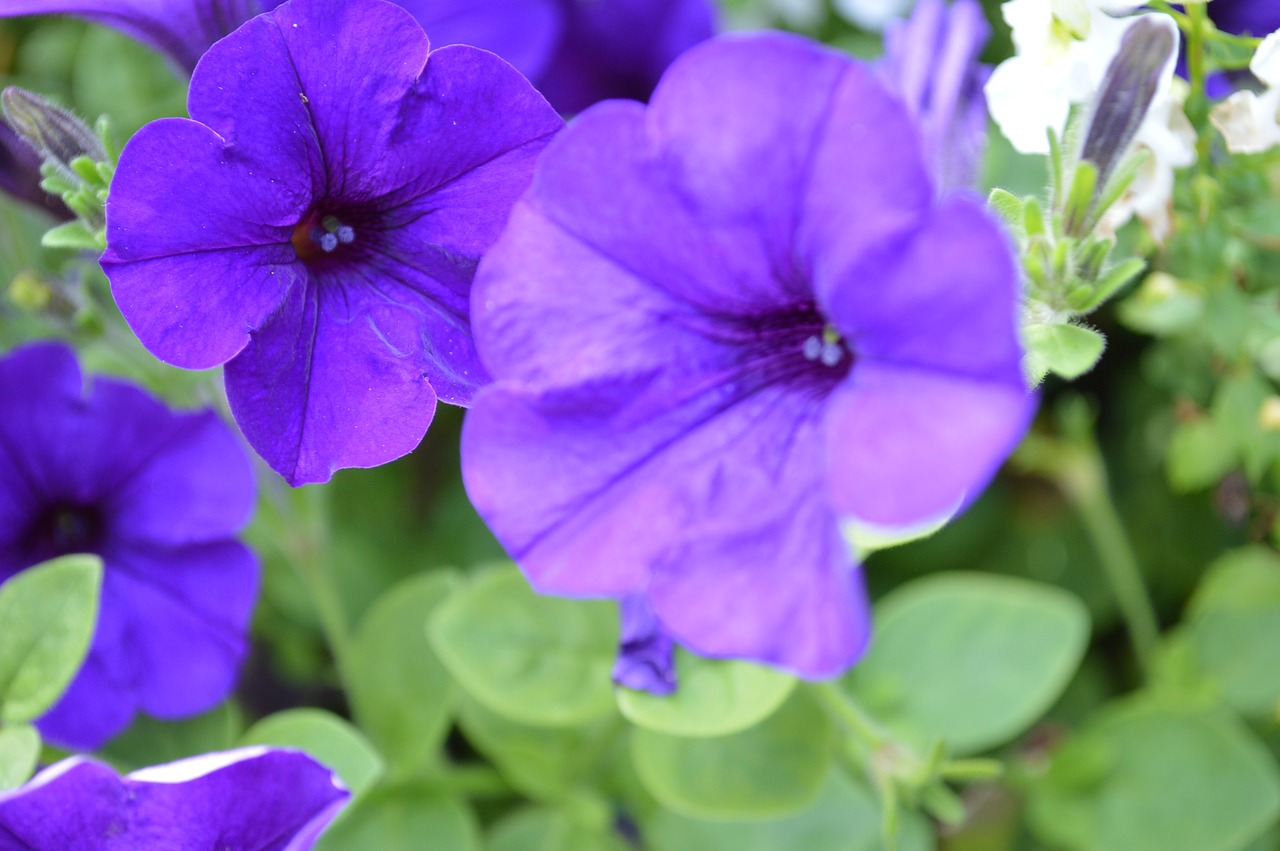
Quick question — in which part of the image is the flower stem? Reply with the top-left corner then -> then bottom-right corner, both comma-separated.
1013,405 -> 1159,675
290,483 -> 352,679
811,681 -> 887,749
1184,1 -> 1213,174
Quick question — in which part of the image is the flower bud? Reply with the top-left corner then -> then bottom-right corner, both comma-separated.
1,87 -> 106,180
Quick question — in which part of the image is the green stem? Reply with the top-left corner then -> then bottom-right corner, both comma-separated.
1185,2 -> 1212,175
1015,421 -> 1159,675
289,484 -> 352,679
811,681 -> 887,749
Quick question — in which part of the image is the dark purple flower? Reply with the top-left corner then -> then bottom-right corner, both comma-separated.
1207,0 -> 1280,38
0,747 -> 348,849
879,0 -> 991,193
536,0 -> 717,114
613,596 -> 677,694
0,342 -> 257,749
462,33 -> 1033,678
0,122 -> 71,218
0,0 -> 712,114
98,0 -> 562,486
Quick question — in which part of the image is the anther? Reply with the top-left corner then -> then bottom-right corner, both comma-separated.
803,336 -> 823,361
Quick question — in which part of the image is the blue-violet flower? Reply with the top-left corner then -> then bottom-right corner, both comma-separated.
462,33 -> 1033,681
99,0 -> 563,485
0,747 -> 347,849
0,342 -> 257,749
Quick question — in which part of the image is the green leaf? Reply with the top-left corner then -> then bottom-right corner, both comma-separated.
429,565 -> 618,728
40,220 -> 103,252
346,572 -> 458,777
631,689 -> 832,820
101,701 -> 243,772
617,651 -> 795,737
488,807 -> 631,851
1024,323 -> 1106,384
1028,698 -> 1280,851
1166,418 -> 1238,493
1185,547 -> 1280,717
240,708 -> 382,797
644,768 -> 933,851
456,697 -> 615,802
317,786 -> 479,851
0,724 -> 40,791
844,573 -> 1089,755
987,188 -> 1025,234
0,554 -> 102,724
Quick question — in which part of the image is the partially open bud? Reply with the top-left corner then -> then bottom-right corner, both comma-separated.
1,87 -> 106,181
1078,15 -> 1178,188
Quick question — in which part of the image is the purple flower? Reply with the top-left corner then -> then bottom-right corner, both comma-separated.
0,342 -> 257,749
0,122 -> 70,218
536,0 -> 717,114
462,33 -> 1033,679
0,0 -> 713,113
613,596 -> 678,694
1207,0 -> 1280,38
879,0 -> 992,193
98,0 -> 562,486
0,747 -> 348,849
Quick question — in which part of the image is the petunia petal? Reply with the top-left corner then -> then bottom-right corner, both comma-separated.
224,277 -> 440,486
399,0 -> 562,82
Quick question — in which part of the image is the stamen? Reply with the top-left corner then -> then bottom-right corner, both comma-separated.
802,335 -> 823,361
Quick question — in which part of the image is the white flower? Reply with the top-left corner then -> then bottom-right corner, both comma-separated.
1210,29 -> 1280,154
833,0 -> 914,31
986,0 -> 1161,154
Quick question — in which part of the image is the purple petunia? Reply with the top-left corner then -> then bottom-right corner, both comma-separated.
99,0 -> 562,486
0,747 -> 348,849
0,342 -> 257,749
0,0 -> 714,113
462,32 -> 1033,681
879,0 -> 992,193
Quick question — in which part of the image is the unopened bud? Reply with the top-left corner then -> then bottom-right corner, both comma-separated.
1,87 -> 106,178
1079,16 -> 1177,187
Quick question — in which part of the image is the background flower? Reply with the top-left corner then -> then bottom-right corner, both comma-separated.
0,747 -> 347,849
0,342 -> 257,749
463,32 -> 1031,678
100,0 -> 563,486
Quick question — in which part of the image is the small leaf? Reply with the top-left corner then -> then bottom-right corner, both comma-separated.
240,708 -> 382,797
488,807 -> 631,851
0,554 -> 102,724
987,188 -> 1025,233
1024,323 -> 1106,383
429,565 -> 617,728
631,689 -> 832,820
1166,418 -> 1237,493
0,724 -> 40,790
40,220 -> 103,251
1116,273 -> 1205,336
317,785 -> 479,851
843,573 -> 1090,755
346,572 -> 458,777
617,651 -> 795,737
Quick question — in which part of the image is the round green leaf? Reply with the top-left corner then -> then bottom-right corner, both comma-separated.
631,689 -> 832,821
844,573 -> 1089,755
428,565 -> 618,727
0,554 -> 102,724
1186,547 -> 1280,717
456,697 -> 615,802
488,807 -> 630,851
317,786 -> 478,851
1024,323 -> 1106,383
240,708 -> 382,797
1028,698 -> 1280,851
346,572 -> 458,775
617,650 -> 795,737
0,724 -> 40,791
645,768 -> 933,851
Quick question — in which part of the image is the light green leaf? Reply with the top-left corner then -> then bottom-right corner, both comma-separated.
0,724 -> 40,790
645,768 -> 934,851
346,572 -> 458,777
456,697 -> 615,802
317,786 -> 478,851
1186,547 -> 1280,717
240,708 -> 382,797
0,554 -> 102,724
617,651 -> 795,737
428,565 -> 617,728
1115,273 -> 1205,336
1024,323 -> 1106,384
1166,419 -> 1237,493
844,573 -> 1089,755
1028,698 -> 1280,851
40,220 -> 103,252
488,807 -> 631,851
631,689 -> 832,820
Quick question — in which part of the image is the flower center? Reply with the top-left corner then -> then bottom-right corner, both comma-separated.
291,212 -> 356,262
801,324 -> 850,369
22,502 -> 105,559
